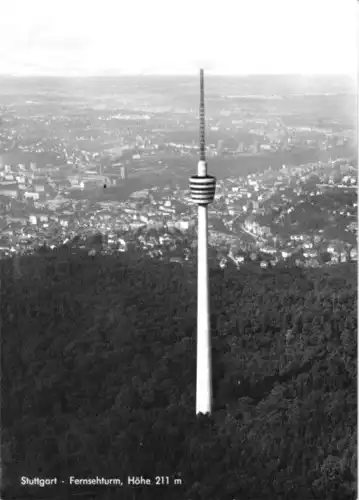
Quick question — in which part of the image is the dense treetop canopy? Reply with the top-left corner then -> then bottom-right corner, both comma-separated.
1,250 -> 357,499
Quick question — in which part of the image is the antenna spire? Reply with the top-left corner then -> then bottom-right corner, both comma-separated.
199,69 -> 206,162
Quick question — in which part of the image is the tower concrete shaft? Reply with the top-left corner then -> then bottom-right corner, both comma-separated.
196,203 -> 211,414
189,69 -> 216,415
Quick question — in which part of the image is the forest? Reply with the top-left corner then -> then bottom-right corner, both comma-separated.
1,247 -> 357,499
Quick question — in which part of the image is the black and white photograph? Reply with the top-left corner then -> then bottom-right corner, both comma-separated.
0,0 -> 357,498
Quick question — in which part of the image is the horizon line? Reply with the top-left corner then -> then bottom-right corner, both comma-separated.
0,72 -> 355,79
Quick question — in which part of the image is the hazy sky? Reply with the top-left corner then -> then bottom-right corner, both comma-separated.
0,0 -> 357,76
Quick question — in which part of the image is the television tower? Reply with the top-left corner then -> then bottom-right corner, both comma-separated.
189,69 -> 216,415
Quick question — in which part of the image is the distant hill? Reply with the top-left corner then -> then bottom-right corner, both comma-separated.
1,250 -> 357,499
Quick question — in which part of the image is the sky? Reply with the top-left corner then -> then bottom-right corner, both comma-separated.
0,0 -> 357,76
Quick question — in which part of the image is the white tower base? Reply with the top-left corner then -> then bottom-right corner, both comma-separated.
196,204 -> 212,414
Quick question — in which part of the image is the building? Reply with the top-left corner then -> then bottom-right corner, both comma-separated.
217,140 -> 224,154
0,184 -> 19,199
33,183 -> 45,193
120,165 -> 127,181
24,191 -> 40,200
175,220 -> 190,232
56,180 -> 71,190
68,176 -> 81,187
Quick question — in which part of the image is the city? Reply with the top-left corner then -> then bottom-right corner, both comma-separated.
0,75 -> 356,273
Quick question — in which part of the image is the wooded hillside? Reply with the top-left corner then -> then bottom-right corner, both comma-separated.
1,251 -> 357,499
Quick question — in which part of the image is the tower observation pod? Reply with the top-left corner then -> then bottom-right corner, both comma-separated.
189,69 -> 216,415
